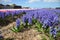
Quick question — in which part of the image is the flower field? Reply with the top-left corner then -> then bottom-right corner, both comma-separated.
0,9 -> 60,40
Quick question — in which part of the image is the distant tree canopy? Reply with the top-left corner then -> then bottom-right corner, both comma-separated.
14,6 -> 22,9
56,7 -> 60,9
0,4 -> 4,9
0,4 -> 22,9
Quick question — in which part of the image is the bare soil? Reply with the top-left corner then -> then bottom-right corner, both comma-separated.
0,22 -> 49,40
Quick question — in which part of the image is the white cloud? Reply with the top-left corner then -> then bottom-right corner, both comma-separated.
27,0 -> 60,3
43,0 -> 60,2
2,0 -> 12,2
28,0 -> 40,3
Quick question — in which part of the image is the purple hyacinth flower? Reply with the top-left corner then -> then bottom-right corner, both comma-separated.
42,24 -> 46,28
0,12 -> 1,15
5,11 -> 10,16
28,17 -> 32,25
16,18 -> 20,28
53,16 -> 59,25
50,27 -> 57,37
11,11 -> 16,17
34,13 -> 38,19
0,12 -> 5,19
22,15 -> 27,23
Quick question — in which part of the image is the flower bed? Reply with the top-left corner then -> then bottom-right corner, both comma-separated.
0,9 -> 60,40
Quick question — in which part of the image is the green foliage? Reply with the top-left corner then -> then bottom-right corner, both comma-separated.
24,19 -> 29,28
10,18 -> 60,40
11,23 -> 24,32
35,21 -> 42,29
35,20 -> 44,33
42,36 -> 47,40
0,18 -> 7,26
34,19 -> 55,40
56,31 -> 60,37
43,26 -> 49,33
32,19 -> 37,24
49,34 -> 55,40
11,26 -> 19,32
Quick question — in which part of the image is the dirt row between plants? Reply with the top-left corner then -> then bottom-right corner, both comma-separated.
0,22 -> 49,40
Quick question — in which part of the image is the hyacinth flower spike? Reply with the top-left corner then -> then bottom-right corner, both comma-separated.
11,18 -> 24,32
11,18 -> 20,32
16,18 -> 20,28
1,12 -> 5,19
49,27 -> 57,38
5,11 -> 10,17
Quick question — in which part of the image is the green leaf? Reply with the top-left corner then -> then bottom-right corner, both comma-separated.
11,28 -> 16,32
49,34 -> 54,40
11,26 -> 19,32
14,27 -> 19,32
20,26 -> 24,31
36,21 -> 42,29
38,29 -> 42,32
42,37 -> 47,40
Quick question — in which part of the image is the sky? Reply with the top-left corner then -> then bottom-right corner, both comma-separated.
0,0 -> 60,8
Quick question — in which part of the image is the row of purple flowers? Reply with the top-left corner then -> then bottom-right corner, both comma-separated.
0,9 -> 60,38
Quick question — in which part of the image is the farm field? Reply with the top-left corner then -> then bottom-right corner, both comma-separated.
0,9 -> 60,40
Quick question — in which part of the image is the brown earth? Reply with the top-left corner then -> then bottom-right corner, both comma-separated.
0,22 -> 49,40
